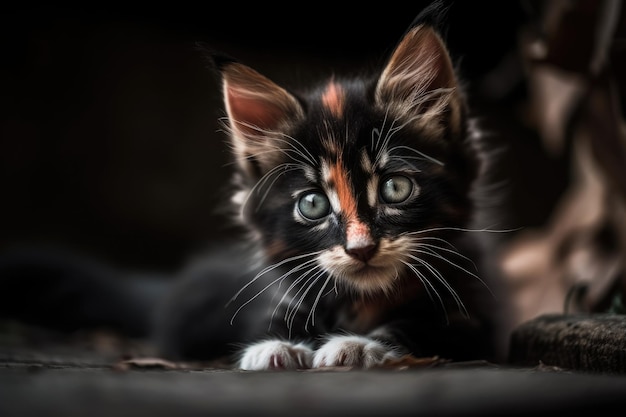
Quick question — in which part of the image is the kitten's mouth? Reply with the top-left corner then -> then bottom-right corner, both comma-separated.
317,244 -> 407,294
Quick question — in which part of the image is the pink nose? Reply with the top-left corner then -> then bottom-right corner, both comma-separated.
345,243 -> 378,263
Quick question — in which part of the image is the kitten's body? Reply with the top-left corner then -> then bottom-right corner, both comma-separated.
0,3 -> 506,370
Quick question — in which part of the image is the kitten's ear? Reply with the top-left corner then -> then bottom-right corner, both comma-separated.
375,19 -> 463,137
213,55 -> 304,176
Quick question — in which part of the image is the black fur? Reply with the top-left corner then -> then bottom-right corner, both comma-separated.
0,2 -> 506,368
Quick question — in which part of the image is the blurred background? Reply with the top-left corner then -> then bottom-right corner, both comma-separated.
0,1 -> 523,268
1,1 -> 625,330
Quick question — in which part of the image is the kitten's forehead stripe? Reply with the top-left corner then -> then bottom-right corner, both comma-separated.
321,82 -> 345,119
328,159 -> 357,222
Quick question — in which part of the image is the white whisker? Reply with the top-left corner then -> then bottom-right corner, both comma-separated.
257,166 -> 302,211
404,235 -> 458,251
405,225 -> 521,235
267,264 -> 323,331
285,270 -> 327,336
407,254 -> 468,319
373,117 -> 406,168
279,266 -> 322,323
400,260 -> 446,320
407,230 -> 497,295
415,242 -> 478,271
371,108 -> 390,152
227,251 -> 321,307
306,272 -> 333,331
239,163 -> 300,214
232,119 -> 317,167
387,145 -> 444,166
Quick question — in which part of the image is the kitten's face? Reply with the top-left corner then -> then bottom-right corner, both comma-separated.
217,25 -> 479,296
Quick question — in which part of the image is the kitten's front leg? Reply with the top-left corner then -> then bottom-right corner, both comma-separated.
312,334 -> 402,368
238,340 -> 314,371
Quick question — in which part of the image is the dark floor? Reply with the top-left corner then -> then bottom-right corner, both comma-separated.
2,324 -> 626,417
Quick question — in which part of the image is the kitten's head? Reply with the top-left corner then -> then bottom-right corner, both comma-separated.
213,15 -> 482,297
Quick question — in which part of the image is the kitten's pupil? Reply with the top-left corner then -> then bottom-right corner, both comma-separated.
297,191 -> 330,220
380,175 -> 413,204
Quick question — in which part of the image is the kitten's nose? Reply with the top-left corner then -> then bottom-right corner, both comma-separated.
345,242 -> 378,263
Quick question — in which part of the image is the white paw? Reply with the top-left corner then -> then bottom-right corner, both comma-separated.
312,335 -> 401,368
238,340 -> 314,371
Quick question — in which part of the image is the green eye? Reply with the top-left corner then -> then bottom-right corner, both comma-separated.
380,175 -> 413,204
297,191 -> 330,220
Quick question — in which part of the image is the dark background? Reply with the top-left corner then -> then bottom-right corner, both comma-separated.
0,1 -> 563,271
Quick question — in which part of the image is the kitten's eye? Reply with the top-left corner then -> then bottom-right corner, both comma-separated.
380,175 -> 413,204
297,191 -> 330,220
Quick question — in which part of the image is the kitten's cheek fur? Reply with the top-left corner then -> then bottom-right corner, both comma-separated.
238,340 -> 314,371
312,335 -> 401,368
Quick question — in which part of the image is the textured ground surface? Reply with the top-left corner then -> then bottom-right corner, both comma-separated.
2,321 -> 626,417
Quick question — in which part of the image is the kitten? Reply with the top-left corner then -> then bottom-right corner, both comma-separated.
0,2 -> 505,370
173,2 -> 500,370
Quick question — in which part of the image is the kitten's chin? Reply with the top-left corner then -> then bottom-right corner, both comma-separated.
345,265 -> 401,295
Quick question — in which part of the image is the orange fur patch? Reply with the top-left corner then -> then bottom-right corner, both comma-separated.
346,220 -> 371,244
328,160 -> 357,221
321,82 -> 345,118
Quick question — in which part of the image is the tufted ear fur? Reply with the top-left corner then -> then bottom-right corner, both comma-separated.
375,23 -> 463,139
216,59 -> 304,177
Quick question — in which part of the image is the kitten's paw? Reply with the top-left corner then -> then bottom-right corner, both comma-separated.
238,340 -> 314,371
312,335 -> 401,368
